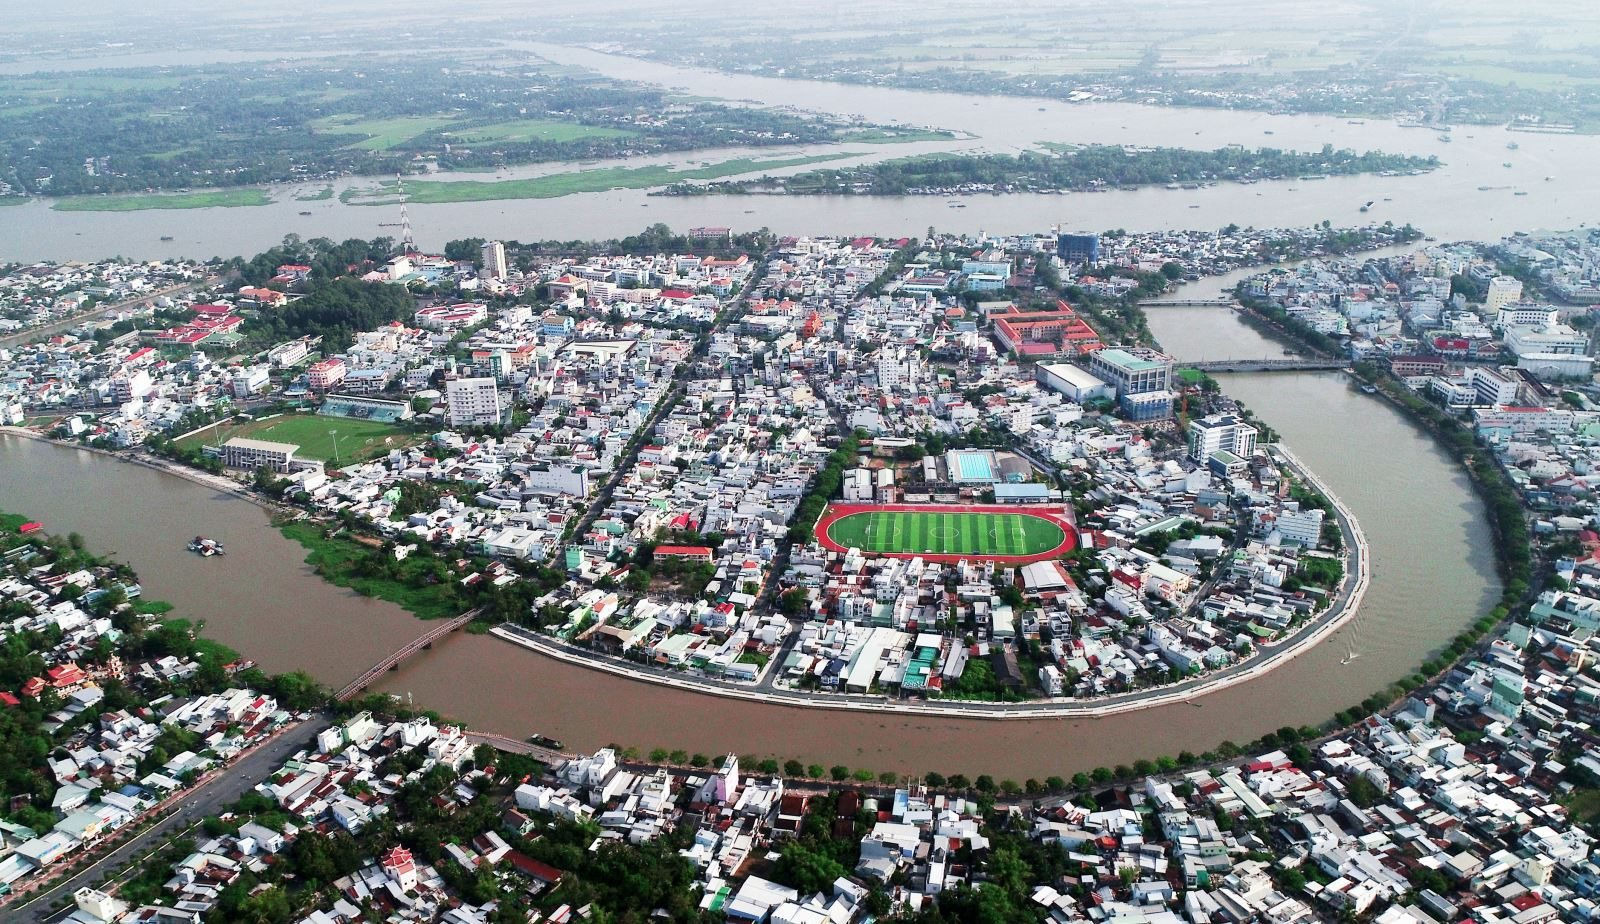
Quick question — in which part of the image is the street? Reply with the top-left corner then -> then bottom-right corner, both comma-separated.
4,714 -> 330,924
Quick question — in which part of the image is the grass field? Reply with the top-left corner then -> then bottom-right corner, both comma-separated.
310,113 -> 462,150
826,510 -> 1065,558
178,414 -> 414,463
51,188 -> 272,212
342,153 -> 857,205
840,128 -> 956,144
443,118 -> 639,144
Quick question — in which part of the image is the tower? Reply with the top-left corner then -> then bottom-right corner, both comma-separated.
396,173 -> 416,255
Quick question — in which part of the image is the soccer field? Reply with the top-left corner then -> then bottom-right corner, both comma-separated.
824,510 -> 1067,559
177,414 -> 414,462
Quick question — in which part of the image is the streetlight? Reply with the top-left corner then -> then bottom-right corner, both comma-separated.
328,429 -> 340,464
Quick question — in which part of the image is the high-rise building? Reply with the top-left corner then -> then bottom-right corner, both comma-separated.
1485,275 -> 1523,313
1056,232 -> 1100,264
446,376 -> 503,428
481,240 -> 508,281
1187,413 -> 1259,462
1087,347 -> 1175,420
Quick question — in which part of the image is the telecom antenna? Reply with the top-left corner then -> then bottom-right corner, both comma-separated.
396,173 -> 416,255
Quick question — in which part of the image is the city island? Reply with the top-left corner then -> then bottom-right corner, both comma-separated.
0,217 -> 1591,924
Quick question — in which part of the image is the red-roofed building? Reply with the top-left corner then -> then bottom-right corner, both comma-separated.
20,677 -> 46,698
47,663 -> 87,689
654,545 -> 714,563
993,300 -> 1103,357
381,845 -> 418,889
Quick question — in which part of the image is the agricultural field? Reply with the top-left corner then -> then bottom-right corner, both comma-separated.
442,119 -> 640,145
177,414 -> 416,463
819,505 -> 1074,563
309,113 -> 463,151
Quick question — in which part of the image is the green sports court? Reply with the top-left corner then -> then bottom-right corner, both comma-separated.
816,503 -> 1076,563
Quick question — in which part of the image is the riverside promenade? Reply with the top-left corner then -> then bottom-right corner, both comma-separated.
492,442 -> 1371,720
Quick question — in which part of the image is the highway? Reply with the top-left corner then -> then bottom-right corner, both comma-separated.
3,714 -> 330,924
0,280 -> 214,349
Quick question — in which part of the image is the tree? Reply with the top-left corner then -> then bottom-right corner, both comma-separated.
784,759 -> 805,777
774,842 -> 848,895
830,765 -> 850,781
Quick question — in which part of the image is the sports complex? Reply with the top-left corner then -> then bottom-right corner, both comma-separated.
814,503 -> 1078,564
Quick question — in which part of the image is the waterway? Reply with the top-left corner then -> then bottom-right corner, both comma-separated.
3,43 -> 1599,262
0,305 -> 1497,777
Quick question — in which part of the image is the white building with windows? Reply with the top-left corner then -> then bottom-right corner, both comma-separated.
445,376 -> 503,428
1485,275 -> 1523,314
1187,414 -> 1259,462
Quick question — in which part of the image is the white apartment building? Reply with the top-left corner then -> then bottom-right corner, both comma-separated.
446,376 -> 503,428
1275,508 -> 1325,546
1469,367 -> 1519,406
1187,414 -> 1258,462
1505,324 -> 1588,358
481,240 -> 508,281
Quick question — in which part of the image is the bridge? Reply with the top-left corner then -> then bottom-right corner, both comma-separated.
1181,358 -> 1347,373
464,731 -> 568,763
1139,298 -> 1236,308
335,609 -> 480,701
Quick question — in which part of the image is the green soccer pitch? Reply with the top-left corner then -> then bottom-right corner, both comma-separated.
822,509 -> 1068,560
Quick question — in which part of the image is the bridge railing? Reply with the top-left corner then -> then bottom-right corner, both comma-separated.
335,609 -> 479,701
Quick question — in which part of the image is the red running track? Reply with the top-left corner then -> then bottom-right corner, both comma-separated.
814,502 -> 1078,565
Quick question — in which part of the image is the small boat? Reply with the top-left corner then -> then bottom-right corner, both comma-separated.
1263,130 -> 1274,135
299,210 -> 312,216
1506,141 -> 1519,150
188,536 -> 225,557
1359,201 -> 1372,212
160,235 -> 174,241
1503,162 -> 1513,168
1514,191 -> 1528,196
1359,383 -> 1377,395
527,734 -> 564,750
1283,348 -> 1298,356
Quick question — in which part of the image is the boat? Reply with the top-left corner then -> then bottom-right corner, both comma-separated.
527,733 -> 564,750
1263,130 -> 1274,135
1283,348 -> 1298,356
1359,383 -> 1378,395
298,210 -> 312,216
160,235 -> 174,241
1514,191 -> 1529,196
1506,141 -> 1519,150
1503,162 -> 1513,168
1438,134 -> 1452,142
1359,200 -> 1373,212
187,536 -> 225,557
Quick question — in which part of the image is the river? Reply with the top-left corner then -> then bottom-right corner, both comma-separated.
0,300 -> 1497,778
3,43 -> 1598,262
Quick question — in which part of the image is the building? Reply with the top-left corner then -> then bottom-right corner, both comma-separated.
1505,324 -> 1588,358
481,241 -> 508,281
1496,303 -> 1558,329
1469,367 -> 1519,406
414,302 -> 488,332
221,437 -> 298,472
1275,508 -> 1325,546
267,338 -> 310,369
1057,232 -> 1101,264
1187,414 -> 1259,462
992,302 -> 1103,358
445,376 -> 503,428
1036,362 -> 1113,404
109,369 -> 153,402
1087,347 -> 1175,420
307,358 -> 347,391
1389,354 -> 1448,377
1485,275 -> 1524,314
229,365 -> 270,399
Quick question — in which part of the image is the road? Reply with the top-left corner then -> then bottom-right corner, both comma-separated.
0,279 -> 213,349
4,714 -> 330,924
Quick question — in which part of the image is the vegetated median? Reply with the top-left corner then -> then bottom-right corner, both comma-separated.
341,153 -> 859,205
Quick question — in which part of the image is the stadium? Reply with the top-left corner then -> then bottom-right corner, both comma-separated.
815,503 -> 1078,564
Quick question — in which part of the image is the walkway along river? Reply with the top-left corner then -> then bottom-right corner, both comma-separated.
0,296 -> 1497,777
